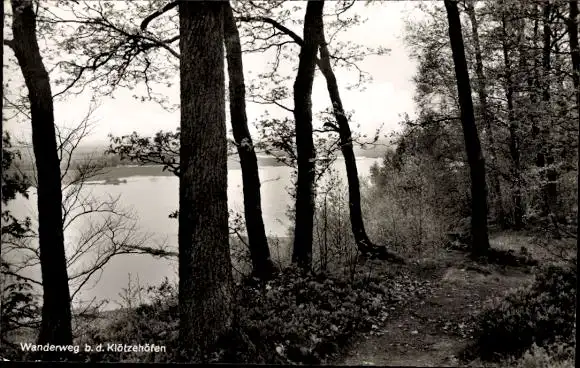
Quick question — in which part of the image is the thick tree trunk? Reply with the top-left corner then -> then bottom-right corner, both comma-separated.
292,0 -> 324,270
223,2 -> 277,280
500,15 -> 525,230
569,0 -> 580,118
9,0 -> 72,354
444,0 -> 490,256
465,0 -> 507,228
178,2 -> 233,361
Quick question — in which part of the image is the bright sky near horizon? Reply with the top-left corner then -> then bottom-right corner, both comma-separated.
3,1 -> 427,147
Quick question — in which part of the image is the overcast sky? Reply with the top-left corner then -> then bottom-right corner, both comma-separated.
4,1 -> 426,147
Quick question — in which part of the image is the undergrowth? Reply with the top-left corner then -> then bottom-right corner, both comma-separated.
511,341 -> 576,368
219,264 -> 428,364
68,262 -> 428,364
464,261 -> 577,363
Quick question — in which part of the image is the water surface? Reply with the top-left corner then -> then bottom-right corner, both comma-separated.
4,158 -> 379,308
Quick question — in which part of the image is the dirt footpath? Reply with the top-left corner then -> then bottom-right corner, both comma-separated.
335,242 -> 534,366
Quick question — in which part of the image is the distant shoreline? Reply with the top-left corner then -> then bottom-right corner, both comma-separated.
12,156 -> 381,184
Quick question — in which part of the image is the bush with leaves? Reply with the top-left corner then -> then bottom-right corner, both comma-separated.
0,262 -> 41,361
1,132 -> 39,361
73,277 -> 179,363
214,263 -> 430,364
75,261 -> 428,364
364,149 -> 453,256
470,262 -> 577,361
510,341 -> 576,368
312,169 -> 357,276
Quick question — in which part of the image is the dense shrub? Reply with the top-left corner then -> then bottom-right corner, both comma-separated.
74,262 -> 427,364
0,262 -> 40,361
474,247 -> 539,267
220,265 -> 427,364
471,262 -> 576,361
312,170 -> 358,275
73,277 -> 179,363
511,342 -> 576,368
363,152 -> 454,256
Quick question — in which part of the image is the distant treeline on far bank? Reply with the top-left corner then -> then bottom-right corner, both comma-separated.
9,142 -> 389,180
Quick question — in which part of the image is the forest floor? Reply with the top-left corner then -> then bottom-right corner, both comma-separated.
333,233 -> 543,367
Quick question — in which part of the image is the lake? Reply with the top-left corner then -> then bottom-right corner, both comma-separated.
3,157 -> 379,309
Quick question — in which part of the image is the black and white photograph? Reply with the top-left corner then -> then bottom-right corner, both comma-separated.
1,0 -> 577,365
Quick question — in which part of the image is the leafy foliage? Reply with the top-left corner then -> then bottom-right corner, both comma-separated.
72,262 -> 431,364
365,146 -> 456,255
73,277 -> 179,363
1,132 -> 33,240
1,133 -> 31,204
0,261 -> 41,359
107,130 -> 181,175
215,263 -> 430,364
512,342 -> 576,368
403,0 -> 579,232
469,262 -> 577,361
1,133 -> 39,359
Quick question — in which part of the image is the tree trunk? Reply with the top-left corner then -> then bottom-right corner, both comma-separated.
178,2 -> 233,361
569,0 -> 580,119
223,2 -> 277,280
539,0 -> 558,218
316,33 -> 401,262
541,1 -> 552,104
292,0 -> 324,270
530,2 -> 541,128
235,12 -> 403,263
444,0 -> 490,256
9,0 -> 72,354
1,0 -> 3,134
465,0 -> 507,228
316,38 -> 371,253
500,14 -> 525,230
526,2 -> 545,190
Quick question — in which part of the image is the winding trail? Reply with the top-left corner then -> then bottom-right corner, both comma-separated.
334,236 -> 535,366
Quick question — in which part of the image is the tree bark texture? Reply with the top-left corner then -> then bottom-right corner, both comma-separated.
292,0 -> 324,270
444,0 -> 490,256
465,0 -> 507,228
178,2 -> 233,361
10,0 -> 73,353
223,2 -> 277,280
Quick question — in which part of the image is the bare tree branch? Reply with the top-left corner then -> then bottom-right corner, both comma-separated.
140,1 -> 179,31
